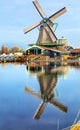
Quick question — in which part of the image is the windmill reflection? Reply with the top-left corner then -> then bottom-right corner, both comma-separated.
25,62 -> 68,120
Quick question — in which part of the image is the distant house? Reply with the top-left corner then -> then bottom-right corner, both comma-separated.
70,49 -> 80,56
25,45 -> 62,58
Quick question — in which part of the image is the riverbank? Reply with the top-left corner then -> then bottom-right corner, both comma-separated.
0,53 -> 80,65
0,54 -> 27,63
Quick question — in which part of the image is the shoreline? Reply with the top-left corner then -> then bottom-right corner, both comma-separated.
0,53 -> 80,65
0,56 -> 80,65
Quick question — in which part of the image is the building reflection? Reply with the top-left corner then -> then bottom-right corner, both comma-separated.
25,62 -> 68,120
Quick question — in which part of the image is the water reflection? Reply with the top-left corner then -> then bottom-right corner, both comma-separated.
0,62 -> 80,130
25,62 -> 68,120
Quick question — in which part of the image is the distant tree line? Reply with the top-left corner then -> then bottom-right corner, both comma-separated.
0,45 -> 19,54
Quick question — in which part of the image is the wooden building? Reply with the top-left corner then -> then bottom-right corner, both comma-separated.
25,45 -> 62,58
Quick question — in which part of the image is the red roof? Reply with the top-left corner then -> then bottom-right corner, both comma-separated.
71,49 -> 80,53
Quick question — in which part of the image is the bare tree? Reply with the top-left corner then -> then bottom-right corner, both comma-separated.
10,46 -> 19,53
1,45 -> 9,54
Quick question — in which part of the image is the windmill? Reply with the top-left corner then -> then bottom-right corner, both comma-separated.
24,0 -> 67,45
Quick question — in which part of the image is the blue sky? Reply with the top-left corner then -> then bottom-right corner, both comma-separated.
0,0 -> 80,48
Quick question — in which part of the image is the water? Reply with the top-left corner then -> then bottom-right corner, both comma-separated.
0,62 -> 80,130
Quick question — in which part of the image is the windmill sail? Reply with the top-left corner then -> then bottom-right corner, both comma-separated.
24,21 -> 41,34
33,0 -> 46,18
49,7 -> 67,22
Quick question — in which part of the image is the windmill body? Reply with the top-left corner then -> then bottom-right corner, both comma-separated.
24,0 -> 67,46
37,25 -> 54,44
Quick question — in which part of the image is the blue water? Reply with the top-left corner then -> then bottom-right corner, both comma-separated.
0,63 -> 80,130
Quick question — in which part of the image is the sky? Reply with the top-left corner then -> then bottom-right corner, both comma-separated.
0,0 -> 80,48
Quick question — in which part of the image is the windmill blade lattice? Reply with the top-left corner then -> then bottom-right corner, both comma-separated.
44,23 -> 57,42
49,7 -> 67,22
33,0 -> 46,18
24,21 -> 41,34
